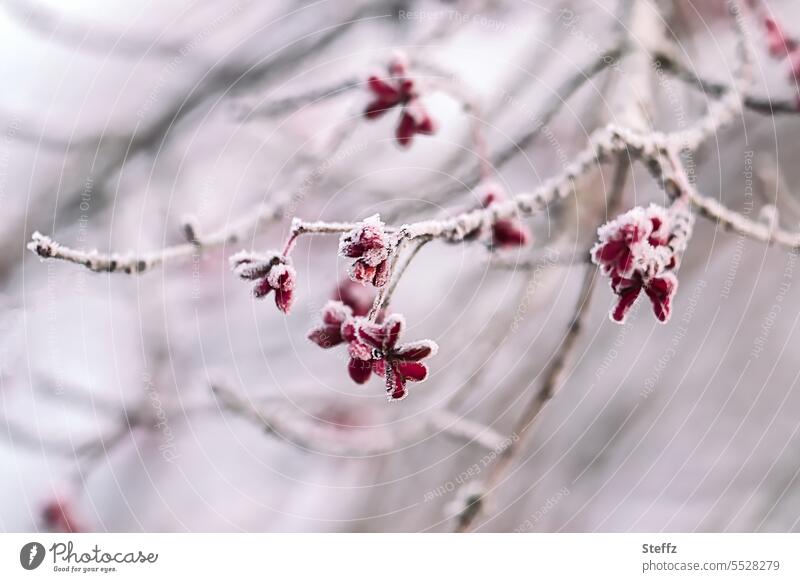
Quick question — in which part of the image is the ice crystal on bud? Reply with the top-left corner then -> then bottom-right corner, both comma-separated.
307,303 -> 437,401
230,250 -> 296,313
364,52 -> 437,148
592,203 -> 693,324
339,215 -> 392,288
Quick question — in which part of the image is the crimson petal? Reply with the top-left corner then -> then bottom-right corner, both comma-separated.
348,358 -> 373,384
393,341 -> 435,361
253,279 -> 273,298
395,361 -> 428,382
367,75 -> 400,101
357,322 -> 385,349
384,363 -> 408,401
275,287 -> 293,313
395,110 -> 416,147
492,218 -> 530,248
611,282 -> 642,323
372,259 -> 390,288
644,275 -> 677,323
307,326 -> 344,348
383,315 -> 404,350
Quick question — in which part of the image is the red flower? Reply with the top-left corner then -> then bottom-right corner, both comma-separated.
592,204 -> 691,324
394,99 -> 437,148
344,314 -> 437,401
482,184 -> 531,249
764,17 -> 797,58
307,301 -> 352,348
42,498 -> 82,533
339,215 -> 391,288
364,53 -> 437,148
307,303 -> 438,402
334,278 -> 375,317
610,272 -> 677,324
230,250 -> 296,313
365,54 -> 414,118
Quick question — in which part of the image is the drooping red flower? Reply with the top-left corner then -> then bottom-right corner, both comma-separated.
482,184 -> 531,249
307,301 -> 352,348
339,215 -> 391,288
364,53 -> 437,148
334,278 -> 375,317
609,272 -> 677,324
230,250 -> 296,313
592,204 -> 691,324
394,99 -> 437,147
307,303 -> 438,402
344,314 -> 438,401
764,17 -> 798,58
42,498 -> 83,533
365,54 -> 413,118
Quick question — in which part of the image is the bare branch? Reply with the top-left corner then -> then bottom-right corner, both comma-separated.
27,199 -> 285,274
654,52 -> 798,115
212,381 -> 506,457
232,77 -> 362,119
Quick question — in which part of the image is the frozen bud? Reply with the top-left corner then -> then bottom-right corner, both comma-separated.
339,215 -> 391,288
307,301 -> 353,348
481,183 -> 531,249
230,250 -> 296,314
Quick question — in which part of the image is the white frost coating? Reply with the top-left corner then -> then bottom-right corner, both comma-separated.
397,339 -> 439,358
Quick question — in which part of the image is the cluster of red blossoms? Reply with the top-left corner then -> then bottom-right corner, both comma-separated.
230,250 -> 297,313
308,301 -> 437,401
338,215 -> 392,288
481,184 -> 531,249
364,53 -> 437,148
592,204 -> 691,324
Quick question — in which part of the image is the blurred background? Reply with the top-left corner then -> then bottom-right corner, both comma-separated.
3,0 -> 800,532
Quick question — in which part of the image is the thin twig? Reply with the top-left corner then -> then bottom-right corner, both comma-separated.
233,76 -> 362,119
375,236 -> 432,316
384,45 -> 628,224
28,199 -> 285,274
654,52 -> 799,115
212,381 -> 506,457
454,158 -> 630,532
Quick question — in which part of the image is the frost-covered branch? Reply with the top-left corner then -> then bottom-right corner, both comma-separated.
27,199 -> 285,274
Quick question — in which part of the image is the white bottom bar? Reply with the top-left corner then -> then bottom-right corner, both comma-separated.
1,533 -> 797,581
